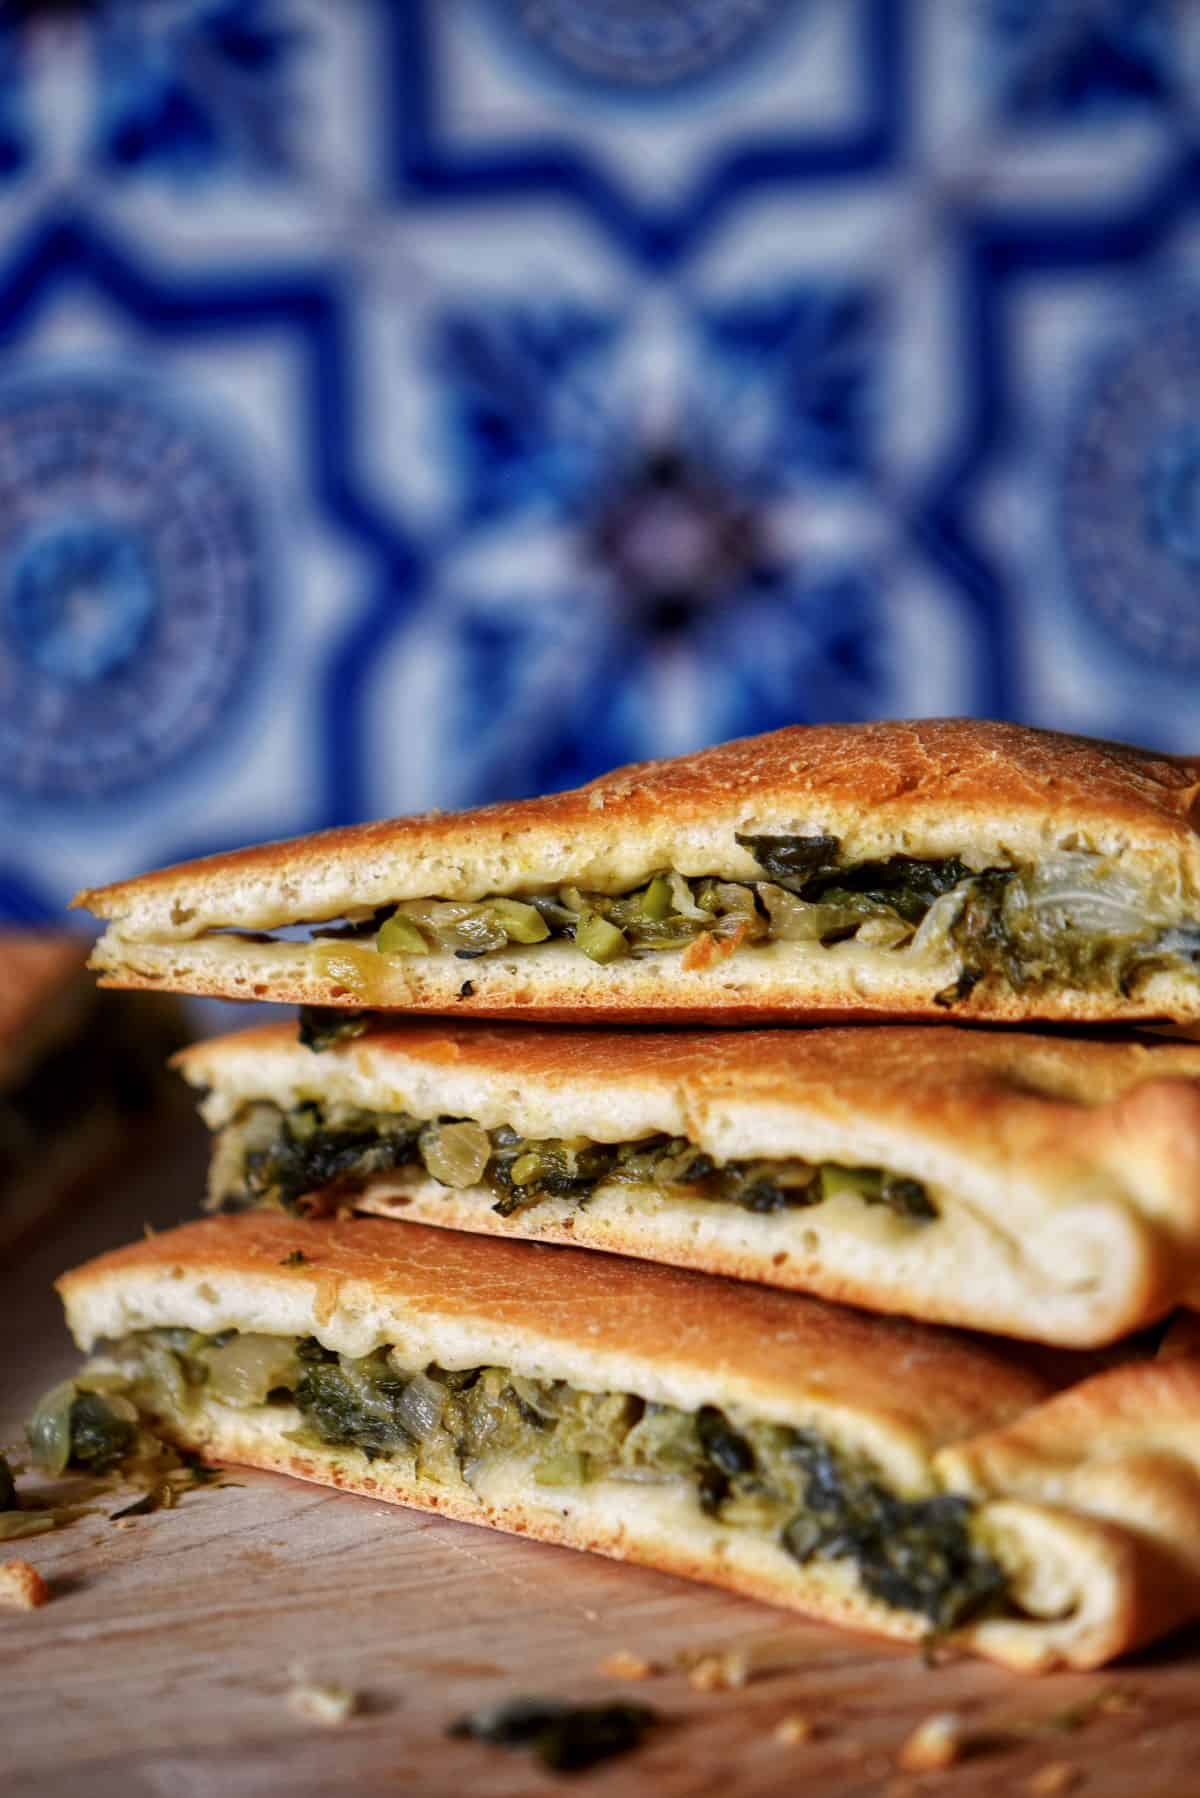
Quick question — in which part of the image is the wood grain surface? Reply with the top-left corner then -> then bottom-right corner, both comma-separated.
3,1127 -> 1200,1798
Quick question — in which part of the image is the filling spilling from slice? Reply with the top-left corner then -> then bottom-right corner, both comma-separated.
219,833 -> 1200,1008
57,1329 -> 1007,1633
207,1099 -> 937,1227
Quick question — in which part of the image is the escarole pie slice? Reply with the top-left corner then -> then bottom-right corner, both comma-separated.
54,1213 -> 1200,1672
179,1020 -> 1200,1348
76,719 -> 1200,1023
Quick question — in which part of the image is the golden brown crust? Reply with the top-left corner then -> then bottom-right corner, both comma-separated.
181,1020 -> 1200,1346
76,717 -> 1200,1021
57,1212 -> 1057,1454
939,1353 -> 1200,1496
940,1355 -> 1200,1668
75,717 -> 1200,933
176,1014 -> 1200,1109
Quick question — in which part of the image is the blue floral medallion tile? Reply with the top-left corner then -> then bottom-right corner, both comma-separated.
1056,291 -> 1200,671
0,369 -> 264,800
482,0 -> 803,94
0,207 -> 413,913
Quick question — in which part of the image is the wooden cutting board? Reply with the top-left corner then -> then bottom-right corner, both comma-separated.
2,1128 -> 1198,1798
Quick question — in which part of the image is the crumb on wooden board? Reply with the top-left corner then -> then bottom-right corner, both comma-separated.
285,1676 -> 360,1727
1028,1762 -> 1080,1797
773,1713 -> 816,1745
897,1712 -> 965,1773
0,1560 -> 49,1609
597,1650 -> 658,1680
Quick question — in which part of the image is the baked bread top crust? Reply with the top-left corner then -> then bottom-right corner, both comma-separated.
75,719 -> 1200,941
178,1015 -> 1200,1133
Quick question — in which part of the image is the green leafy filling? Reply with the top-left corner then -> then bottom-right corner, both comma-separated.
26,1379 -> 141,1476
781,1431 -> 1006,1629
365,840 -> 975,969
935,864 -> 1200,1007
116,1329 -> 1006,1631
286,831 -> 1200,1005
210,1100 -> 936,1225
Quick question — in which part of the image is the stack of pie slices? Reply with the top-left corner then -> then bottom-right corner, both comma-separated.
55,717 -> 1200,1670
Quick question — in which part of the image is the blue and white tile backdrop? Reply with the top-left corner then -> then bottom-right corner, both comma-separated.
1,0 -> 1199,921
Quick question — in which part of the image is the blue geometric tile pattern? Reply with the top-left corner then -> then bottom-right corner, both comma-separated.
987,0 -> 1175,120
0,0 -> 1198,921
92,0 -> 308,184
0,0 -> 307,186
378,279 -> 898,805
392,0 -> 904,265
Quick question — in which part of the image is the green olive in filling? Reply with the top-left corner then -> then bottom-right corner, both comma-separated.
106,1328 -> 1006,1632
209,1099 -> 937,1226
293,830 -> 1200,1007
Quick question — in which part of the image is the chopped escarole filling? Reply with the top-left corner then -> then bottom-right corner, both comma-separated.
266,832 -> 1200,1006
83,1328 -> 1007,1632
208,1099 -> 937,1225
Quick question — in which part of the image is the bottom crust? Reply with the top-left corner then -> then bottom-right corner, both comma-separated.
130,1391 -> 1200,1674
91,928 -> 1199,1024
139,1397 -> 950,1653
